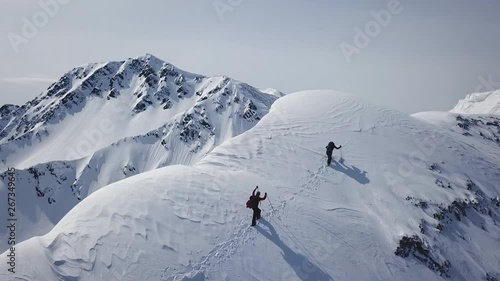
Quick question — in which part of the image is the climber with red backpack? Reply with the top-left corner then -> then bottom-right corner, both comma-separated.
247,186 -> 267,226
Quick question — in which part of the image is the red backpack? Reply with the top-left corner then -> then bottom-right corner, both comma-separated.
246,196 -> 254,208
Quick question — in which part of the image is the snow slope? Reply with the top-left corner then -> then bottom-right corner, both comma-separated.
412,111 -> 500,148
0,54 -> 278,252
413,88 -> 500,150
450,90 -> 500,115
2,90 -> 499,281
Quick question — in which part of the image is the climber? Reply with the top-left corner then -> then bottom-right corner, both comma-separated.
248,186 -> 267,226
326,141 -> 342,166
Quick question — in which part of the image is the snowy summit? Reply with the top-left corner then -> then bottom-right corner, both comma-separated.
450,90 -> 500,115
0,56 -> 500,281
0,54 -> 278,252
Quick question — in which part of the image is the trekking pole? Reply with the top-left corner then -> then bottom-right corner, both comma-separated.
267,196 -> 274,211
267,196 -> 278,216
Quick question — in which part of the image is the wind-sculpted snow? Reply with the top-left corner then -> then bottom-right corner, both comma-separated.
0,54 -> 278,252
2,90 -> 499,281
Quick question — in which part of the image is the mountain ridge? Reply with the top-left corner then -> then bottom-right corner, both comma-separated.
1,57 -> 500,280
2,90 -> 498,281
0,54 -> 280,251
0,53 -> 280,167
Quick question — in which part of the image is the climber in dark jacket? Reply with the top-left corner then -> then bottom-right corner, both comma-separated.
249,186 -> 267,226
326,141 -> 342,166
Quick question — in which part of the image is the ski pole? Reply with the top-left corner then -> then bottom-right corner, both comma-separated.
268,196 -> 277,214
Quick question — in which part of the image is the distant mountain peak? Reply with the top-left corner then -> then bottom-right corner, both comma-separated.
1,55 -> 275,149
0,53 -> 279,180
450,90 -> 500,115
132,52 -> 163,62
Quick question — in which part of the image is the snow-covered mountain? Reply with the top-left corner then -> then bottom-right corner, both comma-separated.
0,54 -> 279,251
413,89 -> 500,148
450,90 -> 500,115
1,90 -> 499,281
0,54 -> 277,169
412,111 -> 500,148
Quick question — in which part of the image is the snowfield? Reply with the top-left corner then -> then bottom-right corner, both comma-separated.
1,90 -> 499,281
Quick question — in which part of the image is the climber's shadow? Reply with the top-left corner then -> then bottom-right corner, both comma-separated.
256,218 -> 334,281
330,158 -> 369,185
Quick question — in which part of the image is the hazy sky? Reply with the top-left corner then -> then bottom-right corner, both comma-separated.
0,0 -> 499,113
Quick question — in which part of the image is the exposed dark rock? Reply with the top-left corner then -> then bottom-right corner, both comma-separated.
456,115 -> 500,145
487,273 -> 499,281
435,179 -> 452,189
395,235 -> 450,277
429,163 -> 441,173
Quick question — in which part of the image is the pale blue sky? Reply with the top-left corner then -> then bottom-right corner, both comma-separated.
0,0 -> 499,113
